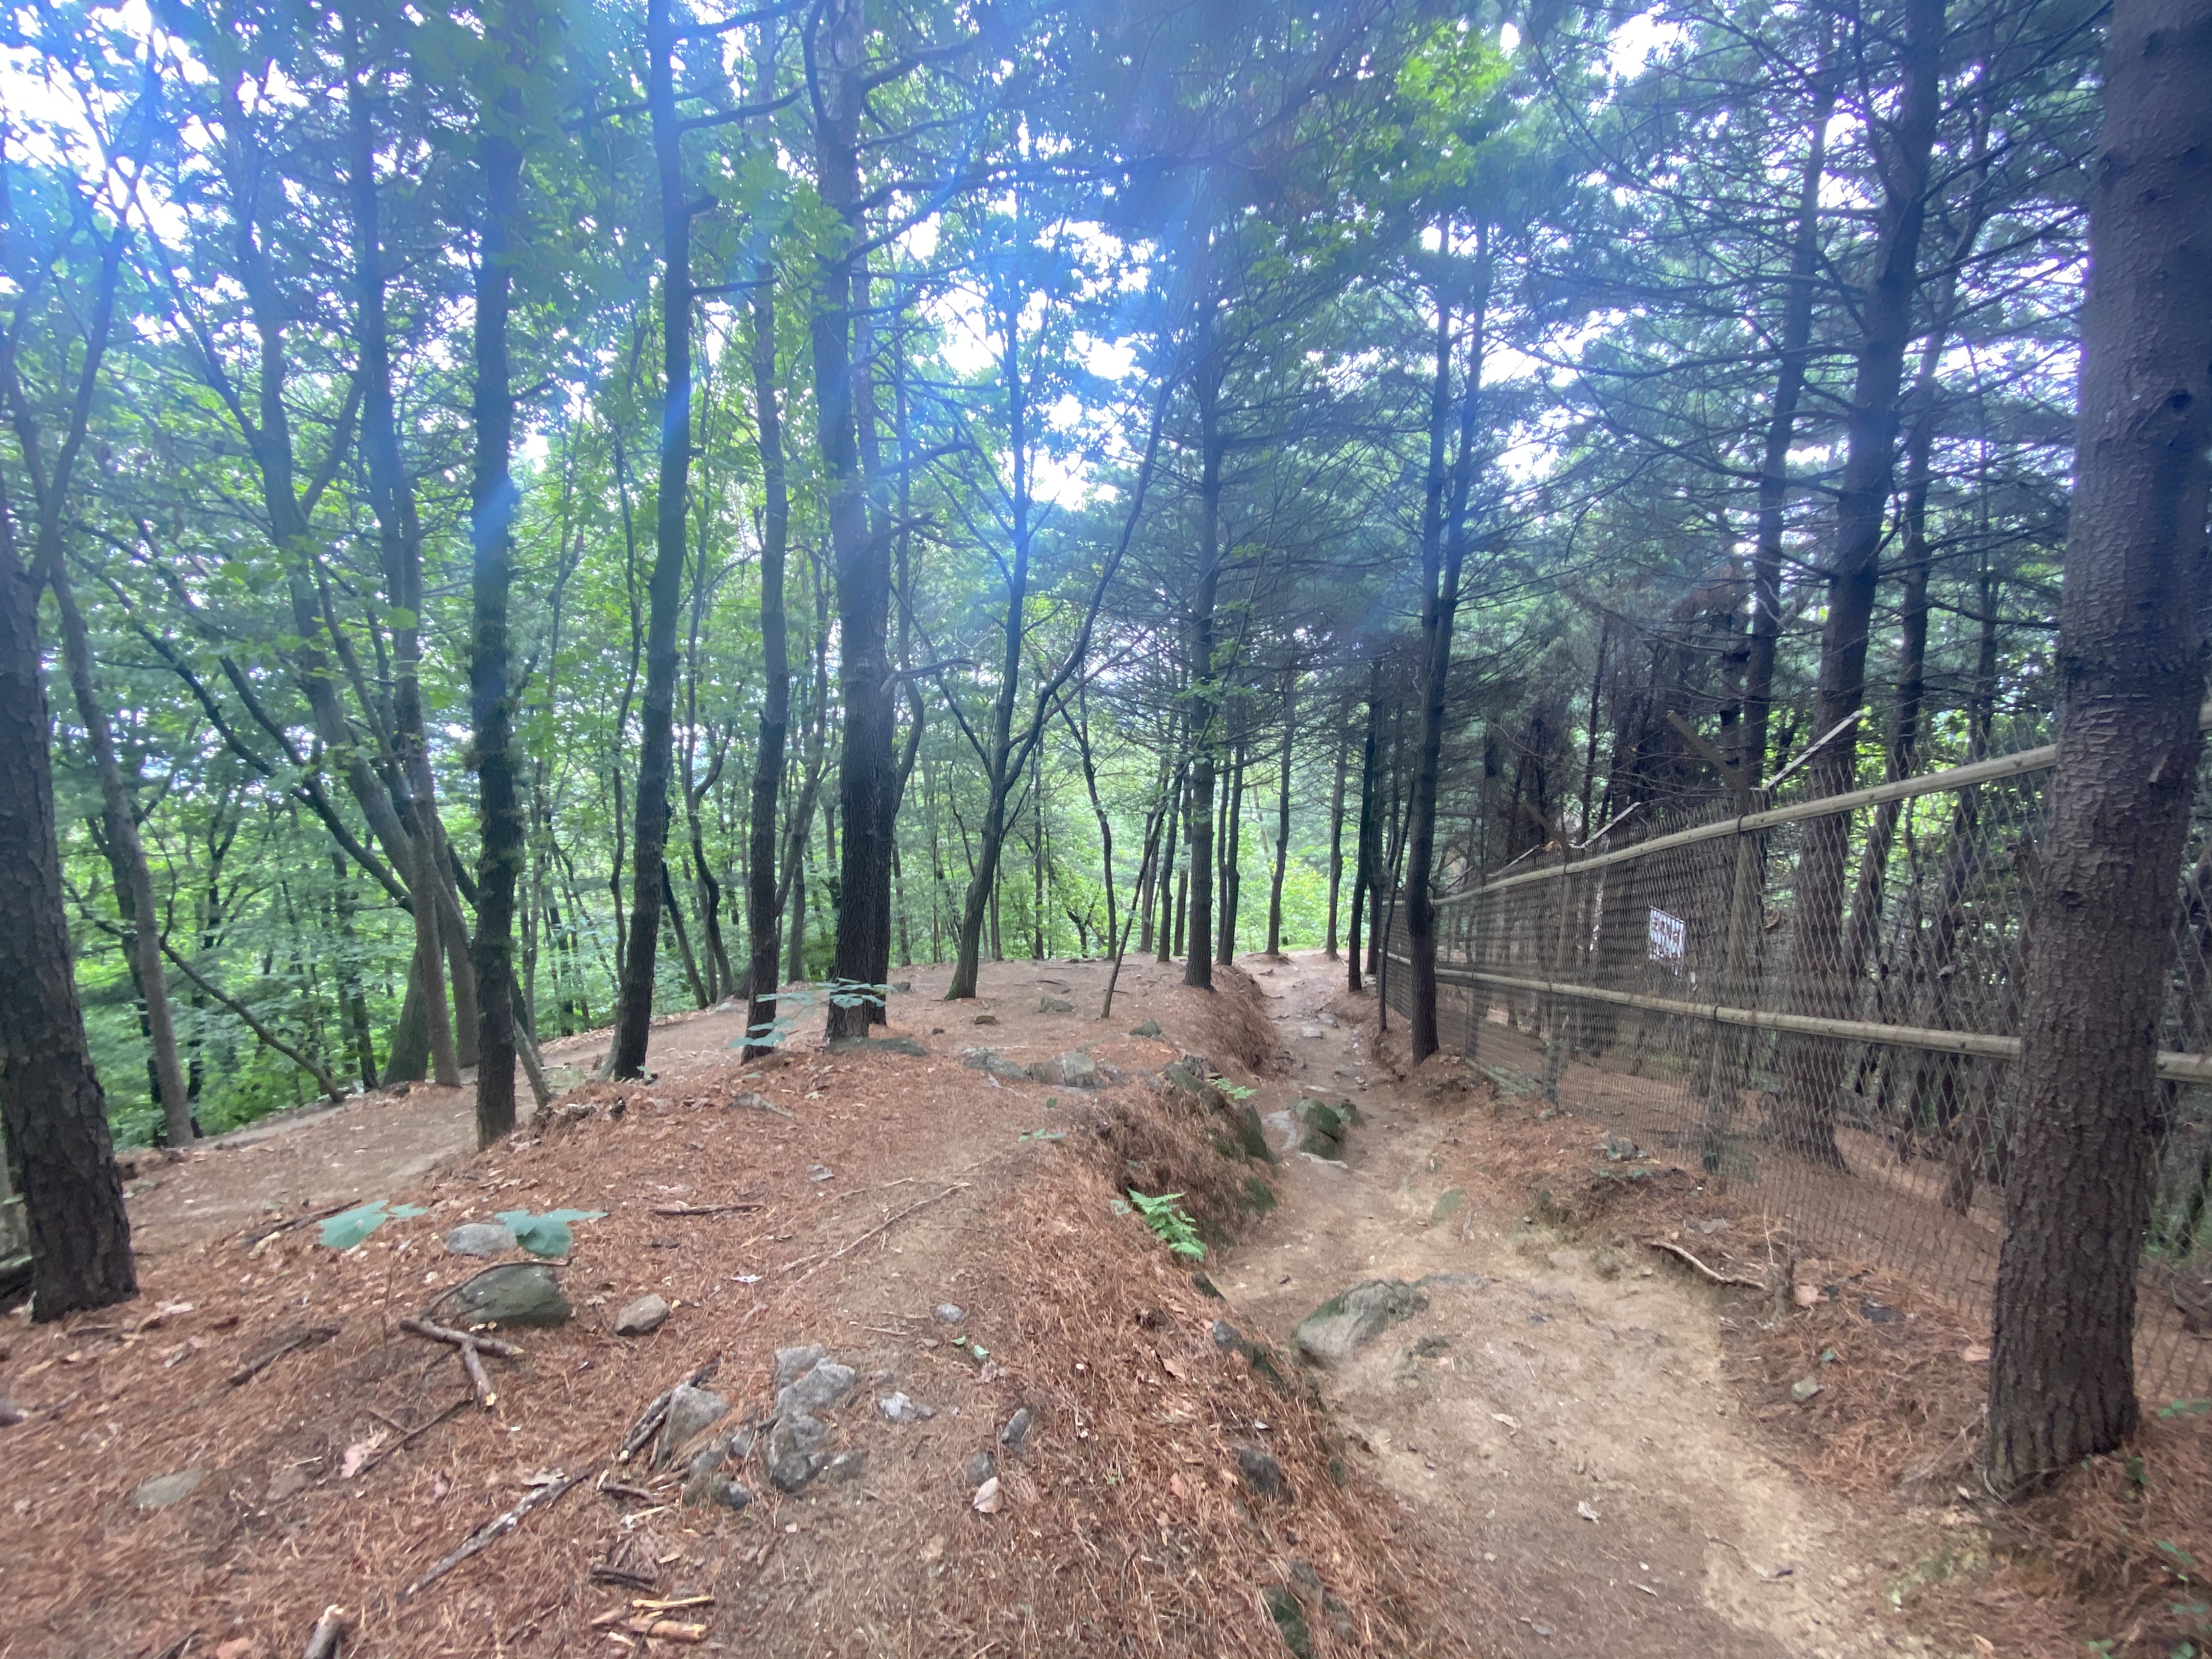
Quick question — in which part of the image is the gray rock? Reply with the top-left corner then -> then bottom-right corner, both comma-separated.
961,1048 -> 1030,1082
828,1034 -> 927,1057
1128,1019 -> 1164,1039
933,1302 -> 964,1325
877,1391 -> 934,1424
686,1473 -> 753,1511
1299,1025 -> 1324,1040
731,1091 -> 795,1120
823,1449 -> 867,1483
768,1413 -> 832,1491
613,1293 -> 671,1336
1211,1318 -> 1250,1356
1235,1444 -> 1286,1500
1411,1333 -> 1453,1358
437,1262 -> 571,1328
1293,1279 -> 1430,1366
972,1014 -> 1000,1026
776,1359 -> 857,1419
1025,1058 -> 1064,1085
775,1343 -> 827,1386
1265,1587 -> 1313,1659
890,980 -> 912,994
1790,1375 -> 1823,1404
997,1406 -> 1033,1452
444,1221 -> 518,1257
133,1469 -> 204,1510
657,1385 -> 730,1465
1053,1051 -> 1100,1089
1039,996 -> 1074,1013
963,1449 -> 997,1487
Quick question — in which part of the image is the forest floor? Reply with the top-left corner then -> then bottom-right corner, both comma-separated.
0,950 -> 2063,1658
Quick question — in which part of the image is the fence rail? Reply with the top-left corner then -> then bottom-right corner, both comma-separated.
1385,714 -> 2212,1402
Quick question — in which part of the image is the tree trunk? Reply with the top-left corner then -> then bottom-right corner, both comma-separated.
348,77 -> 462,1088
1324,703 -> 1348,958
0,485 -> 135,1317
1216,737 -> 1244,963
1348,668 -> 1381,994
743,268 -> 792,1057
611,0 -> 693,1077
468,12 -> 527,1144
1267,668 -> 1296,955
1740,52 -> 1835,786
1184,349 -> 1225,991
1785,0 -> 1943,1167
813,0 -> 894,1040
1154,765 -> 1181,962
1984,0 -> 2212,1497
1408,243 -> 1488,1063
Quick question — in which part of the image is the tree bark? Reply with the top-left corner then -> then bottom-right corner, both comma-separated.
1740,53 -> 1835,787
812,0 -> 895,1040
0,474 -> 135,1318
1324,703 -> 1348,958
1984,0 -> 2212,1497
1184,345 -> 1226,991
1348,666 -> 1381,994
1267,667 -> 1296,955
612,0 -> 694,1077
469,24 -> 527,1144
743,268 -> 792,1056
1407,241 -> 1488,1063
1786,0 -> 1944,1167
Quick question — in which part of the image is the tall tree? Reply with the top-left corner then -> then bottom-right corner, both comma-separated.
1983,0 -> 2212,1496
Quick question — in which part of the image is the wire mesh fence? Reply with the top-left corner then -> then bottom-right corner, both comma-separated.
1385,726 -> 2212,1404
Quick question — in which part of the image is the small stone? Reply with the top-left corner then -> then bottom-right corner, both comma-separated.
686,1473 -> 753,1511
960,1048 -> 1030,1081
1236,1444 -> 1285,1499
972,1014 -> 1000,1026
1577,1499 -> 1601,1522
613,1294 -> 671,1336
1053,1051 -> 1099,1089
1265,1587 -> 1314,1659
823,1449 -> 867,1483
775,1344 -> 828,1386
768,1413 -> 832,1491
1790,1375 -> 1824,1404
1039,996 -> 1074,1013
1128,1019 -> 1164,1039
808,1164 -> 835,1182
1412,1334 -> 1452,1358
1601,1133 -> 1640,1161
972,1475 -> 1003,1513
133,1469 -> 205,1510
933,1302 -> 964,1325
657,1385 -> 729,1465
731,1091 -> 795,1120
998,1407 -> 1033,1452
963,1449 -> 997,1487
776,1359 -> 857,1419
437,1262 -> 570,1328
877,1392 -> 934,1424
1211,1318 -> 1249,1355
1299,1025 -> 1324,1039
890,980 -> 913,994
444,1222 -> 518,1257
828,1034 -> 927,1057
1190,1271 -> 1224,1300
1293,1279 -> 1429,1366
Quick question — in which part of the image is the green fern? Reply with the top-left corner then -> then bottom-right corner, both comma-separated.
1126,1189 -> 1206,1260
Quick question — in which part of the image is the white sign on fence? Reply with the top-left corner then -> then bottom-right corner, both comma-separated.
1647,907 -> 1686,974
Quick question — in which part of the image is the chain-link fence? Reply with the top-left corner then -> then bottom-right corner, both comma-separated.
1385,726 -> 2212,1403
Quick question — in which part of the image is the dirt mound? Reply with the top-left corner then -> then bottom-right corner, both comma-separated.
0,960 -> 1467,1658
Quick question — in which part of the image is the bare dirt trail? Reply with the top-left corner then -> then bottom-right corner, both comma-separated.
1214,951 -> 1931,1658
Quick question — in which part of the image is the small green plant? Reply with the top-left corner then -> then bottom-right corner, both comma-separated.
2159,1398 -> 2212,1420
1212,1076 -> 1255,1103
1124,1189 -> 1206,1260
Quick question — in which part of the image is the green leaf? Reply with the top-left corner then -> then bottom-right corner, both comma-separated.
494,1207 -> 607,1258
318,1200 -> 426,1249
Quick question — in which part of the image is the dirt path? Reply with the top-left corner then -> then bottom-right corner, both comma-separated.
1214,951 -> 1925,1658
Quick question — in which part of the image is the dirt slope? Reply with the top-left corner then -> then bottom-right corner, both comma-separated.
0,953 -> 1937,1659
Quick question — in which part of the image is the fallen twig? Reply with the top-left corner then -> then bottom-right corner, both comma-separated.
589,1562 -> 659,1590
301,1604 -> 348,1659
597,1477 -> 661,1502
356,1397 -> 470,1475
778,1183 -> 970,1289
397,1467 -> 589,1601
398,1316 -> 522,1359
240,1201 -> 358,1251
1644,1238 -> 1765,1289
632,1595 -> 713,1612
648,1203 -> 761,1217
618,1359 -> 720,1463
458,1341 -> 497,1410
228,1324 -> 340,1386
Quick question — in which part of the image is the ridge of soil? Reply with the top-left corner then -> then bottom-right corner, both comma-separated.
0,950 -> 2073,1658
